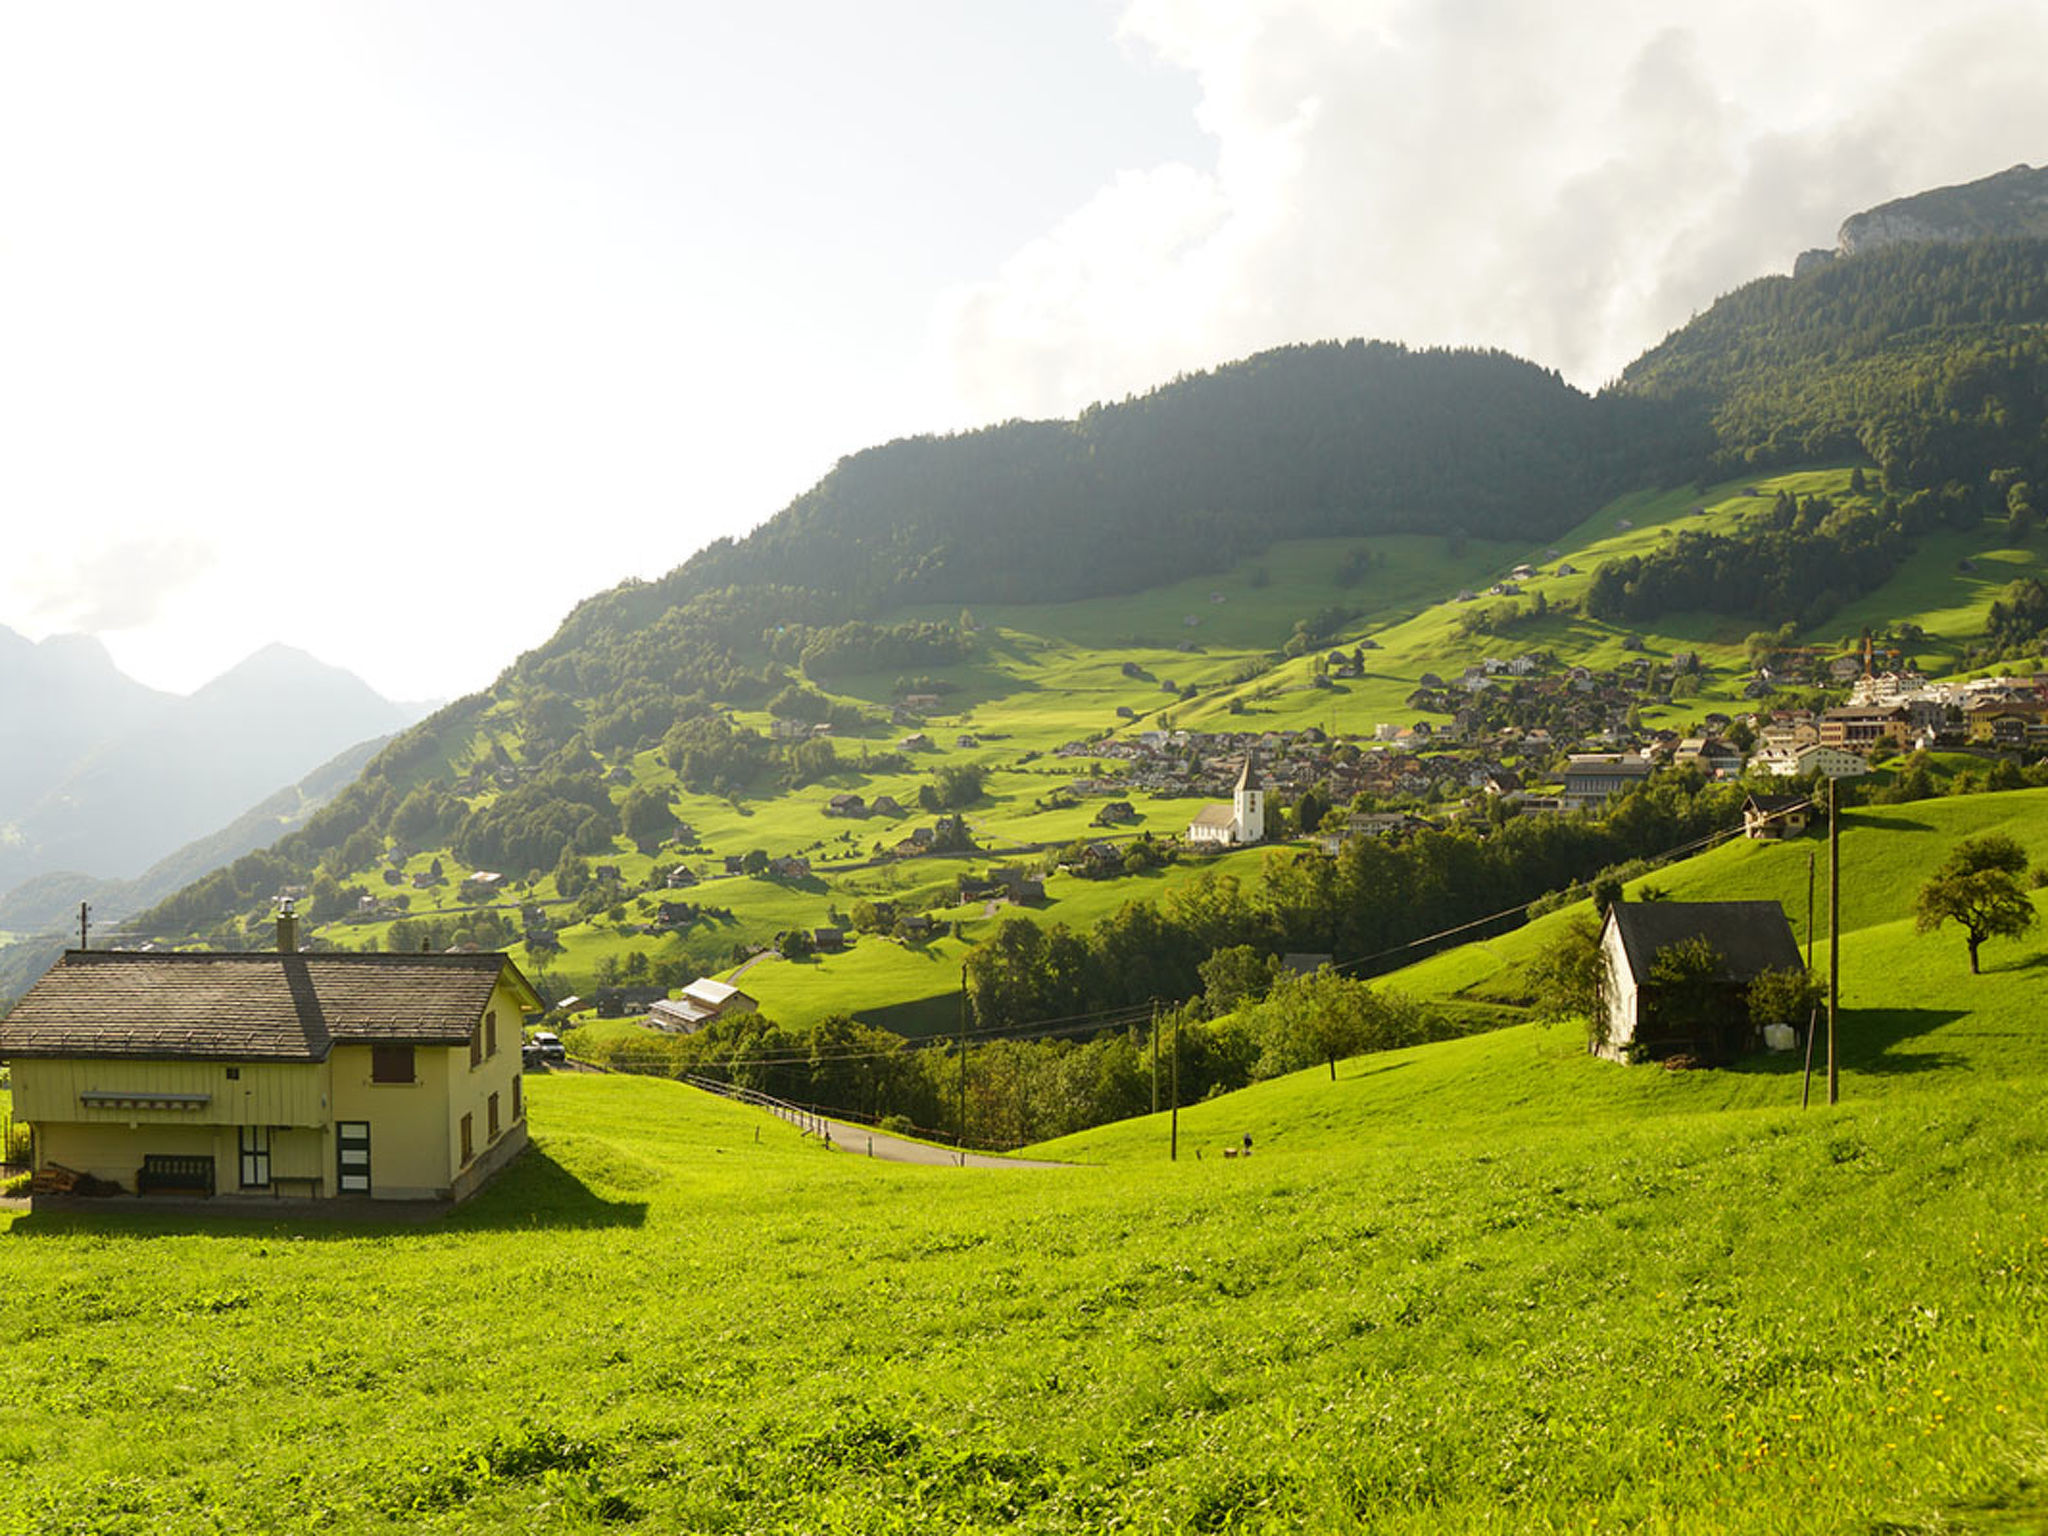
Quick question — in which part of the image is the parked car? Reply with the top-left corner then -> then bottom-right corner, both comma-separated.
529,1031 -> 567,1064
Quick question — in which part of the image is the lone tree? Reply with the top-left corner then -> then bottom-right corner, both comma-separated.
1914,834 -> 2037,974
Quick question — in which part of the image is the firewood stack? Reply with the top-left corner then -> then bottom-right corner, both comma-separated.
28,1163 -> 123,1197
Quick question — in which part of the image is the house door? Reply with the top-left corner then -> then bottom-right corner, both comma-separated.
337,1121 -> 371,1194
238,1126 -> 271,1188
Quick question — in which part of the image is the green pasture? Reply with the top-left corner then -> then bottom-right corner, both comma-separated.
1384,785 -> 2048,1014
5,924 -> 2047,1532
323,462 -> 2048,1012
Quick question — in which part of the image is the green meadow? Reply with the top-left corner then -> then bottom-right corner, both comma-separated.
4,930 -> 2047,1532
320,462 -> 2045,1036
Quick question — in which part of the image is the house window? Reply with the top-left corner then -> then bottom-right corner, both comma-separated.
460,1112 -> 474,1166
488,1092 -> 500,1140
239,1126 -> 271,1188
469,1021 -> 483,1068
511,1075 -> 523,1121
372,1045 -> 415,1084
225,1067 -> 241,1081
485,1009 -> 498,1058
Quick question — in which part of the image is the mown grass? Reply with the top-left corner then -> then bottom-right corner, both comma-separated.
5,946 -> 2047,1534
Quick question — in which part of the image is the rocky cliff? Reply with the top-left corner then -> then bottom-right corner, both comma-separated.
1796,161 -> 2048,274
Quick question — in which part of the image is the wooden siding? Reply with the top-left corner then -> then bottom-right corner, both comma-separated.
12,1058 -> 325,1127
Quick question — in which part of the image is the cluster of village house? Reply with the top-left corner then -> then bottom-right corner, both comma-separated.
1048,669 -> 2048,846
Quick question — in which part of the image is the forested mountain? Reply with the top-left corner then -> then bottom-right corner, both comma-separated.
84,178 -> 2048,969
545,342 -> 1643,647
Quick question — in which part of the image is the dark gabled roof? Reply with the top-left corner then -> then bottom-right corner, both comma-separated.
1604,902 -> 1803,987
0,950 -> 539,1063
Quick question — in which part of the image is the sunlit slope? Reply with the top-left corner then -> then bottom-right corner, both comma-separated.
1375,786 -> 2048,1016
6,1000 -> 2046,1531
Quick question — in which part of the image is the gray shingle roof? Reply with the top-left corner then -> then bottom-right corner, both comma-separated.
0,951 -> 536,1062
1606,902 -> 1803,986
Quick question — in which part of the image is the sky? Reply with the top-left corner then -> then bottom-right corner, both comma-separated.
3,0 -> 2046,703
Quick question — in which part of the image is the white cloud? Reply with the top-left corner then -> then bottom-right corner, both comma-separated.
938,0 -> 2048,415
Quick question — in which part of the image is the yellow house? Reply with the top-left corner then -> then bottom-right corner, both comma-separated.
0,944 -> 540,1206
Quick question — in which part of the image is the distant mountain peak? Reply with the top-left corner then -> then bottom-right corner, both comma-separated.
1795,162 -> 2048,275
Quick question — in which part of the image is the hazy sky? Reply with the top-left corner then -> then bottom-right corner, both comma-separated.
4,1 -> 2045,702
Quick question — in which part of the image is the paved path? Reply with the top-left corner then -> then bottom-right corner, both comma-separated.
815,1117 -> 1070,1168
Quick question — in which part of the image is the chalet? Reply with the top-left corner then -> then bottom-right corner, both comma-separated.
1596,901 -> 1803,1064
595,984 -> 667,1018
813,927 -> 846,953
826,792 -> 866,817
767,855 -> 811,879
902,693 -> 942,712
647,977 -> 758,1034
1186,756 -> 1265,848
0,916 -> 538,1205
665,865 -> 698,888
1965,696 -> 2048,746
1742,794 -> 1812,840
870,795 -> 904,817
1673,737 -> 1744,776
1093,800 -> 1139,827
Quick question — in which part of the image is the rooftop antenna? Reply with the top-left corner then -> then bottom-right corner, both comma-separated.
78,900 -> 90,950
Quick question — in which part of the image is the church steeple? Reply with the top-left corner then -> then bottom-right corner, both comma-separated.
1233,750 -> 1264,843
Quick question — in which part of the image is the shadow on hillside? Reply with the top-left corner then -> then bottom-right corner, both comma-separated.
445,1150 -> 649,1231
6,1150 -> 647,1239
1723,1007 -> 1968,1079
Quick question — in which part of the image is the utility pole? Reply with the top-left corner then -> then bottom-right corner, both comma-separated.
956,986 -> 968,1151
1827,778 -> 1840,1107
1169,1010 -> 1181,1162
1804,851 -> 1816,971
1150,1000 -> 1159,1115
78,901 -> 90,950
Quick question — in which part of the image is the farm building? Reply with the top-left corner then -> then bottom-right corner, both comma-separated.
1595,901 -> 1803,1065
0,917 -> 540,1205
647,977 -> 758,1034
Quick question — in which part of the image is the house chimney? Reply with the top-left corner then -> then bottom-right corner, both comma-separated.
276,898 -> 299,954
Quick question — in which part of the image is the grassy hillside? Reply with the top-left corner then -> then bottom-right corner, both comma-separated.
4,903 -> 2046,1532
96,459 -> 2045,1038
1384,786 -> 2048,1015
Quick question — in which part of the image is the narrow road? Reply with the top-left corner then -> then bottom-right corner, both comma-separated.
815,1117 -> 1069,1168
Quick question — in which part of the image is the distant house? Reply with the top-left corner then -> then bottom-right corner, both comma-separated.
0,915 -> 538,1205
813,927 -> 846,953
1819,706 -> 1910,751
1763,743 -> 1868,780
1093,800 -> 1139,827
1561,753 -> 1653,811
647,978 -> 758,1035
1596,901 -> 1803,1064
826,792 -> 866,817
1742,794 -> 1812,840
869,795 -> 904,817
